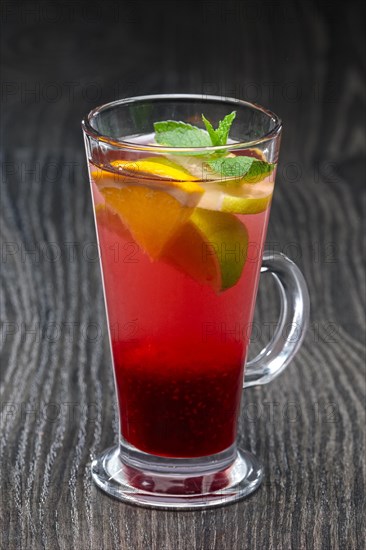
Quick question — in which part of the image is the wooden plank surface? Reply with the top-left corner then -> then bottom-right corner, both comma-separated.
1,1 -> 365,548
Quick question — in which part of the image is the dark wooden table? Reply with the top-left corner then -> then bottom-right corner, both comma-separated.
1,1 -> 365,548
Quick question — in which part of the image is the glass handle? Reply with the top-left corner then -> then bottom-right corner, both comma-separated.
244,252 -> 310,388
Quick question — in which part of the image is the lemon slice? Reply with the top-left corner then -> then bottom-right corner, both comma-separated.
112,157 -> 198,181
164,208 -> 248,292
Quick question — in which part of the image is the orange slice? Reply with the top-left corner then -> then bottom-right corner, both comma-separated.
90,159 -> 204,259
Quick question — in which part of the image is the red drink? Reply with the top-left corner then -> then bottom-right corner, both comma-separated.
90,150 -> 273,458
83,95 -> 309,509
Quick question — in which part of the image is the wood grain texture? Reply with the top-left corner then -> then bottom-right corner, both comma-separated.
1,1 -> 365,549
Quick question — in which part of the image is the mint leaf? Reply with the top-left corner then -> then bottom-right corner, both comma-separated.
201,115 -> 220,146
154,120 -> 212,148
202,111 -> 236,146
216,111 -> 236,145
208,156 -> 274,185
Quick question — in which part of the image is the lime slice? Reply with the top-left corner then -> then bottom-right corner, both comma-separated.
164,208 -> 248,292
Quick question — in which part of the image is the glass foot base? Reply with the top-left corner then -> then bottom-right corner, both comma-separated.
91,442 -> 264,509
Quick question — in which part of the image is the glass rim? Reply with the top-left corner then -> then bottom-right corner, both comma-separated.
81,93 -> 282,153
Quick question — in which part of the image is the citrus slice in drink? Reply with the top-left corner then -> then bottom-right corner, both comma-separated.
199,177 -> 274,214
166,150 -> 275,215
91,159 -> 202,202
90,160 -> 204,258
163,208 -> 248,292
203,180 -> 273,214
111,157 -> 198,182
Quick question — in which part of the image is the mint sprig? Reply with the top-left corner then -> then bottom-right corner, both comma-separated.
153,112 -> 274,184
202,111 -> 236,146
153,111 -> 236,153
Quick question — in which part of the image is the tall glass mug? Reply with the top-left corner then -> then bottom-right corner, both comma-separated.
82,95 -> 309,509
